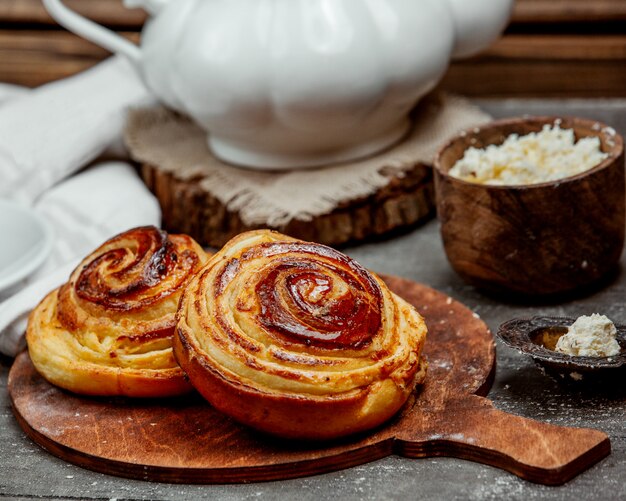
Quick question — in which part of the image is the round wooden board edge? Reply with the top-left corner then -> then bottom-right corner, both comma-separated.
8,395 -> 398,484
8,275 -> 495,484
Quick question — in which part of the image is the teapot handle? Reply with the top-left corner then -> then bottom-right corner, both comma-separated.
42,0 -> 141,66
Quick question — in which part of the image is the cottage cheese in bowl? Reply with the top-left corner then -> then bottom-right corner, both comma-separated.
448,125 -> 609,186
555,314 -> 621,358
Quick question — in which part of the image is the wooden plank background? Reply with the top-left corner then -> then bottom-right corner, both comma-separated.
0,0 -> 625,96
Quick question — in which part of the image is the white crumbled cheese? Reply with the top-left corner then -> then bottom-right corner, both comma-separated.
449,125 -> 609,186
555,314 -> 621,357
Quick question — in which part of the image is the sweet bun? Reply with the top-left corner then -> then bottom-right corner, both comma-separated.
174,230 -> 427,440
26,226 -> 209,397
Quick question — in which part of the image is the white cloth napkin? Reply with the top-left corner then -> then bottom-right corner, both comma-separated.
0,56 -> 153,204
0,56 -> 161,357
0,83 -> 29,105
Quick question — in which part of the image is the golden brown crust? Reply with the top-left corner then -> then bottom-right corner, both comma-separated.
174,230 -> 427,439
26,226 -> 210,398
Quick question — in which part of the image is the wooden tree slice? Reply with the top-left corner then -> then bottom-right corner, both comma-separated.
9,276 -> 609,485
141,162 -> 435,248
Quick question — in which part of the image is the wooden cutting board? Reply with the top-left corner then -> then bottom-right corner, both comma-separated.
8,276 -> 610,485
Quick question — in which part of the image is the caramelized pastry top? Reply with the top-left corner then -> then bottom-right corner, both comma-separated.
176,230 -> 426,399
57,226 -> 203,342
218,240 -> 382,350
74,226 -> 199,311
26,226 -> 209,397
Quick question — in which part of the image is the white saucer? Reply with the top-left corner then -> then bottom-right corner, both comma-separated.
0,200 -> 53,294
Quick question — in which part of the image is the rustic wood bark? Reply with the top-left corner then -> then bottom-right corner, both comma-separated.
434,116 -> 625,295
140,162 -> 436,248
9,276 -> 610,485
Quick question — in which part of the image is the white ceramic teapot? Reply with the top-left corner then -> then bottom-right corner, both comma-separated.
44,0 -> 513,170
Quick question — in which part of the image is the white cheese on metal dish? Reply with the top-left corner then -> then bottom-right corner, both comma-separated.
555,314 -> 621,357
449,125 -> 608,186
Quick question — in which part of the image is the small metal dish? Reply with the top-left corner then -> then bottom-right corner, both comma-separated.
497,316 -> 626,384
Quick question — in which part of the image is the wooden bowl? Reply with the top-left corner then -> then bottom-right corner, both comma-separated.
434,116 -> 625,295
497,316 -> 626,385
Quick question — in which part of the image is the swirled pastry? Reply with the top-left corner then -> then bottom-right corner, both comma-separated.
175,230 -> 427,439
26,226 -> 209,397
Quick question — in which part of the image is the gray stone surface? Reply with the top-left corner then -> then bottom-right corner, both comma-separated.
1,99 -> 626,500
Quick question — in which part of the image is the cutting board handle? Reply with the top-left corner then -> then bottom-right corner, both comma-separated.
394,395 -> 610,485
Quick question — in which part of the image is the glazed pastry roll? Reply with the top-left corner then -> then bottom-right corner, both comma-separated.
27,226 -> 209,397
175,230 -> 427,440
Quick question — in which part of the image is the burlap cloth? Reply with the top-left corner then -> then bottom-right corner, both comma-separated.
125,93 -> 490,227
